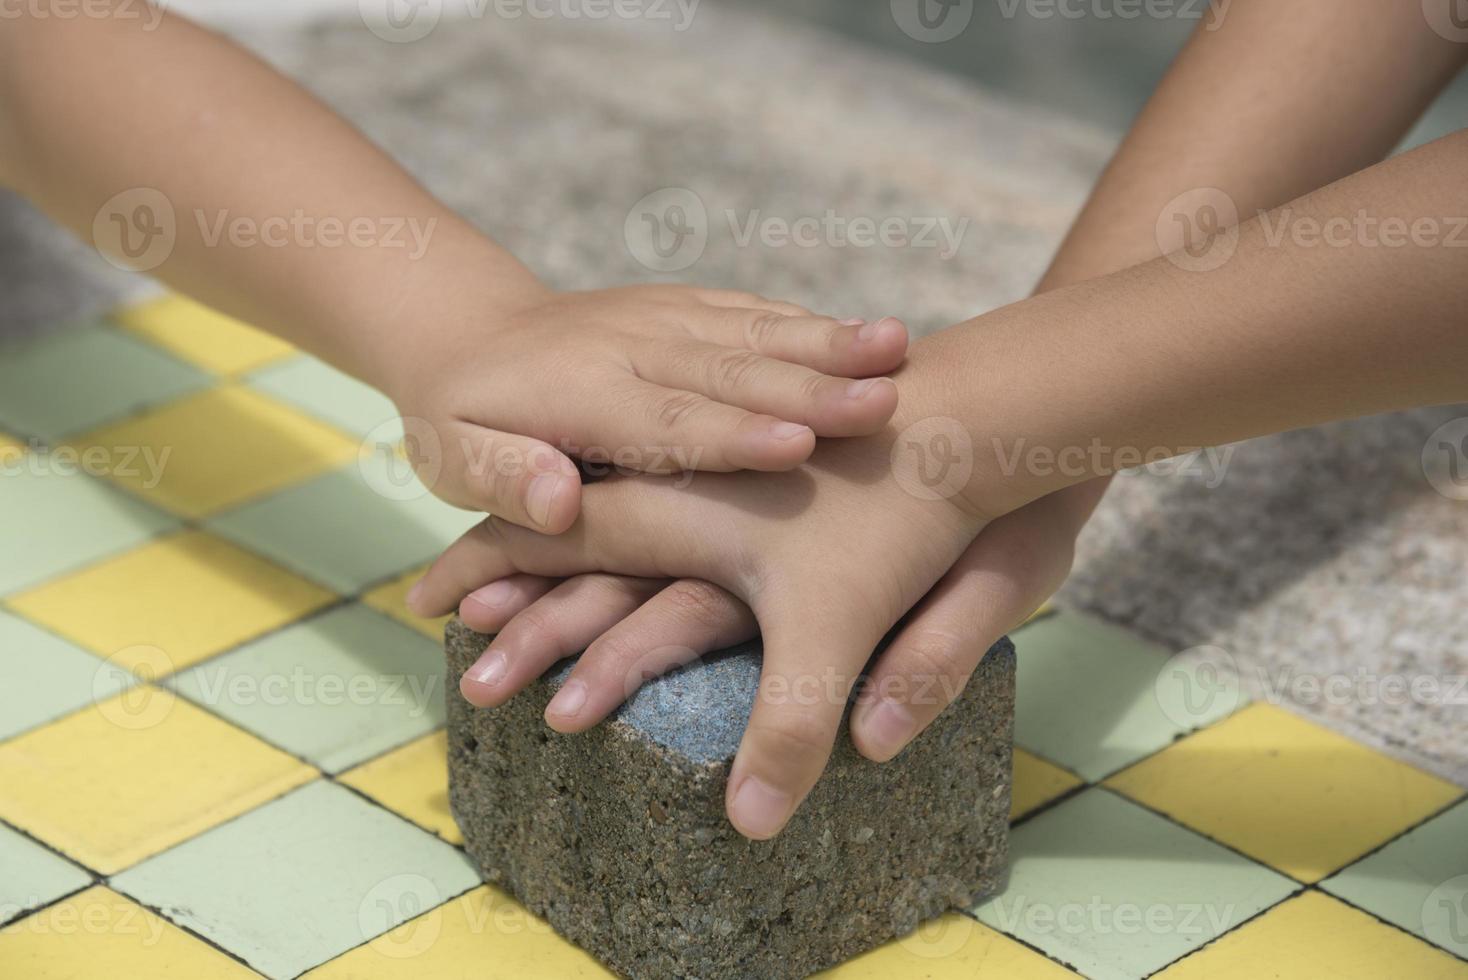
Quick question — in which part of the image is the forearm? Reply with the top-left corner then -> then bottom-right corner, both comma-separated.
1019,0 -> 1467,525
0,2 -> 544,394
1038,0 -> 1468,291
912,128 -> 1468,517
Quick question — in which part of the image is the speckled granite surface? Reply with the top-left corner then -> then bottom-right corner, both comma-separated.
3,2 -> 1463,785
445,617 -> 1016,978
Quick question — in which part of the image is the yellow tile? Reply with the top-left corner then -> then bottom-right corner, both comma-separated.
1021,600 -> 1055,626
339,730 -> 460,844
0,692 -> 316,874
69,386 -> 358,518
1011,748 -> 1083,821
0,885 -> 261,979
1154,890 -> 1468,980
1105,703 -> 1462,882
113,295 -> 294,375
0,432 -> 24,463
818,915 -> 1077,978
8,530 -> 333,674
304,884 -> 612,979
362,566 -> 450,640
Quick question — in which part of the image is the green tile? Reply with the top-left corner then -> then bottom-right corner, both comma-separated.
111,779 -> 479,979
0,610 -> 133,741
246,355 -> 400,440
205,456 -> 477,594
1013,612 -> 1242,781
167,604 -> 444,773
0,466 -> 178,596
0,822 -> 92,925
974,788 -> 1296,980
1324,798 -> 1468,958
0,321 -> 207,441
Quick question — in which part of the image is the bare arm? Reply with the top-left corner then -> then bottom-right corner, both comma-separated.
0,2 -> 912,529
0,1 -> 539,387
1035,0 -> 1468,523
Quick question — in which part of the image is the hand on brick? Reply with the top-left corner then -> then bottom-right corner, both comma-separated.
388,285 -> 908,533
408,390 -> 1026,840
447,485 -> 1088,761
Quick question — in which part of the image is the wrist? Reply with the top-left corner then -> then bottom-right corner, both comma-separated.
345,228 -> 552,406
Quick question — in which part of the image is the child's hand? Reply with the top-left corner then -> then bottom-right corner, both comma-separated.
447,485 -> 1086,758
408,375 -> 1019,839
388,284 -> 907,532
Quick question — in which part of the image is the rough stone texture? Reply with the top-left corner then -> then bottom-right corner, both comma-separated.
445,617 -> 1016,980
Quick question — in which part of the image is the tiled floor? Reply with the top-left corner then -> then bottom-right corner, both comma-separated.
1,297 -> 1466,978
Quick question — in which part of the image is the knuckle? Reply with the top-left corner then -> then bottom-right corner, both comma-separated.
660,580 -> 734,628
741,311 -> 785,350
648,390 -> 708,431
502,609 -> 561,654
899,629 -> 972,688
707,349 -> 767,395
798,371 -> 829,403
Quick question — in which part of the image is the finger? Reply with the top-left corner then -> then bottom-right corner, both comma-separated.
635,343 -> 898,439
688,288 -> 812,319
849,503 -> 1077,763
685,308 -> 910,378
545,579 -> 756,732
458,574 -> 664,707
430,420 -> 581,533
457,575 -> 558,633
578,379 -> 816,472
409,478 -> 708,618
726,604 -> 883,840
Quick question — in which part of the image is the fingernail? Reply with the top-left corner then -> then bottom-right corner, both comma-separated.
768,421 -> 811,442
547,679 -> 587,719
845,378 -> 886,400
858,316 -> 902,342
526,473 -> 564,528
466,580 -> 517,611
729,775 -> 794,839
863,698 -> 917,760
466,650 -> 508,688
405,580 -> 425,612
839,317 -> 866,327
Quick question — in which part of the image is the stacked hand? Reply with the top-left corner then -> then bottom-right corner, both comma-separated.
387,284 -> 910,531
409,338 -> 1094,840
